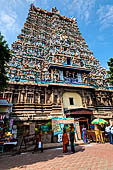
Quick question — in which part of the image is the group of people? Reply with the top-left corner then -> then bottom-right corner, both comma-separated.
33,123 -> 113,154
105,123 -> 113,144
33,126 -> 76,154
62,126 -> 76,153
82,123 -> 113,144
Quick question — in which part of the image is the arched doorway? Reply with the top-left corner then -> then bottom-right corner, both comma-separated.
63,92 -> 93,139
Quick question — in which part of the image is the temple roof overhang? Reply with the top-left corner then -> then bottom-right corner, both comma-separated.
8,81 -> 95,89
49,63 -> 90,73
65,107 -> 93,115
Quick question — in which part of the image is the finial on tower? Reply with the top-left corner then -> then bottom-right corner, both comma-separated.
30,2 -> 34,8
52,7 -> 60,14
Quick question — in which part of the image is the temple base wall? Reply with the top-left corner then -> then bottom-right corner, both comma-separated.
1,83 -> 113,122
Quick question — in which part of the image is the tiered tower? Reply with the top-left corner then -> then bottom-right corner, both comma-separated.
7,4 -> 107,89
2,5 -> 113,122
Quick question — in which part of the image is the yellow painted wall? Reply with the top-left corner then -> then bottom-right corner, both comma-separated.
63,92 -> 82,109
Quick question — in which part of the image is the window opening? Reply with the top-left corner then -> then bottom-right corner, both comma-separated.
69,97 -> 74,105
67,58 -> 71,65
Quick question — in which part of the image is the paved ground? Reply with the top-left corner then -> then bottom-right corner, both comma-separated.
0,143 -> 113,170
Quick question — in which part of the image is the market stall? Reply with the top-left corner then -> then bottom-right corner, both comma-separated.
0,99 -> 17,152
52,118 -> 77,142
87,118 -> 108,143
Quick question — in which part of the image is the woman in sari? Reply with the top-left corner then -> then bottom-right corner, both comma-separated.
62,128 -> 69,153
82,126 -> 87,143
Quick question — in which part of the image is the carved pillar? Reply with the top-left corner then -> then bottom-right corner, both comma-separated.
51,69 -> 54,80
3,92 -> 5,98
10,93 -> 13,103
30,95 -> 32,104
33,91 -> 35,103
82,94 -> 86,107
51,89 -> 54,104
24,90 -> 27,103
20,92 -> 24,103
38,92 -> 41,104
45,88 -> 47,104
89,96 -> 92,105
17,90 -> 21,103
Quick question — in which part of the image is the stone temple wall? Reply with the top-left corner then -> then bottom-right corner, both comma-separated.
1,83 -> 113,121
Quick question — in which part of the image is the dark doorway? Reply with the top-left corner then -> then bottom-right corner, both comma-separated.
67,58 -> 71,65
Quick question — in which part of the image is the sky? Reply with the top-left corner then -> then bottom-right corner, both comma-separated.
0,0 -> 113,70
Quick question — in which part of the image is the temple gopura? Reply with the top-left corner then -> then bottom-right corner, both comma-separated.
1,4 -> 113,125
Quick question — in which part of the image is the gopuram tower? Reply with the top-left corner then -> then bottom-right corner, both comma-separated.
2,4 -> 113,124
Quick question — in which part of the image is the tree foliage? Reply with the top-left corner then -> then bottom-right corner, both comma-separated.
0,32 -> 11,92
106,58 -> 113,85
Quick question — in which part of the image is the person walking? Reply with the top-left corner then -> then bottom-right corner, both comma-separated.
38,130 -> 43,152
105,124 -> 112,144
82,126 -> 87,143
110,124 -> 113,144
33,129 -> 43,153
69,126 -> 75,153
62,128 -> 69,153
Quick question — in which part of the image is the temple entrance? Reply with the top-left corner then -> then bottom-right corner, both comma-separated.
79,117 -> 90,139
65,108 -> 93,140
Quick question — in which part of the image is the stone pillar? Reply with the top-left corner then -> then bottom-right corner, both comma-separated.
37,92 -> 40,104
45,88 -> 47,104
3,92 -> 5,98
51,90 -> 54,104
51,69 -> 54,80
20,93 -> 24,103
17,90 -> 21,103
10,93 -> 13,103
25,90 -> 27,103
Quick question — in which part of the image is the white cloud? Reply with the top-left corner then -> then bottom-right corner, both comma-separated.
68,0 -> 96,24
0,10 -> 20,34
97,5 -> 113,30
0,13 -> 15,30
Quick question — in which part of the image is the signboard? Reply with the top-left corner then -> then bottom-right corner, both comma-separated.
0,99 -> 9,104
52,118 -> 76,135
58,134 -> 63,143
41,125 -> 49,132
0,99 -> 12,113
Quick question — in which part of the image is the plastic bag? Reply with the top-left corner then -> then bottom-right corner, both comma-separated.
38,142 -> 42,148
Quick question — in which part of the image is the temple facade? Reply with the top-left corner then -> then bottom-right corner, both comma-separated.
1,5 -> 113,124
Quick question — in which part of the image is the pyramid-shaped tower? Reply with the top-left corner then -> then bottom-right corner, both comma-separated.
3,4 -> 113,123
7,4 -> 107,89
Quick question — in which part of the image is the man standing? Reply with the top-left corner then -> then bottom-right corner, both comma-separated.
69,126 -> 75,153
33,129 -> 43,153
105,124 -> 112,144
110,124 -> 113,144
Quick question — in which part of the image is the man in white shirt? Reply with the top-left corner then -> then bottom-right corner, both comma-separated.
105,124 -> 112,144
110,126 -> 113,144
